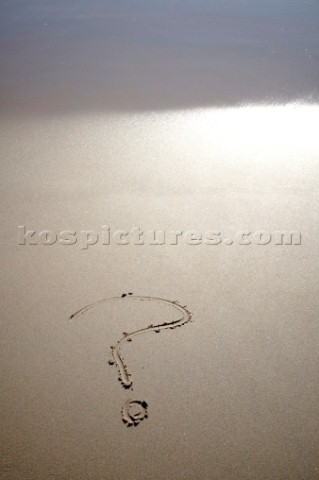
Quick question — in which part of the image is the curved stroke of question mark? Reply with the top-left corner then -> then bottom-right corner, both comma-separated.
69,294 -> 193,427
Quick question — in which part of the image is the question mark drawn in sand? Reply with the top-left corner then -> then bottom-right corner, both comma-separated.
69,294 -> 192,427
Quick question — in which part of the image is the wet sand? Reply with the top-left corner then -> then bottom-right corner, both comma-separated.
1,1 -> 319,113
1,0 -> 319,478
1,105 -> 319,479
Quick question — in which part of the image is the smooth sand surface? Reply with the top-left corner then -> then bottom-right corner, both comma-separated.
1,1 -> 319,114
1,105 -> 319,479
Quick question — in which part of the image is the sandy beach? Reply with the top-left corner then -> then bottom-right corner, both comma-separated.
1,1 -> 319,479
1,105 -> 319,479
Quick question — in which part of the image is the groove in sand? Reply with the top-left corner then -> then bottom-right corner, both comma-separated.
69,294 -> 193,425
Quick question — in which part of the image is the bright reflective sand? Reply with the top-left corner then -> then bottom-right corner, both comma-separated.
1,104 -> 319,479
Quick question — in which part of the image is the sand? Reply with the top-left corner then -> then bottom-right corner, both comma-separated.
1,105 -> 319,479
1,1 -> 319,478
1,1 -> 319,114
